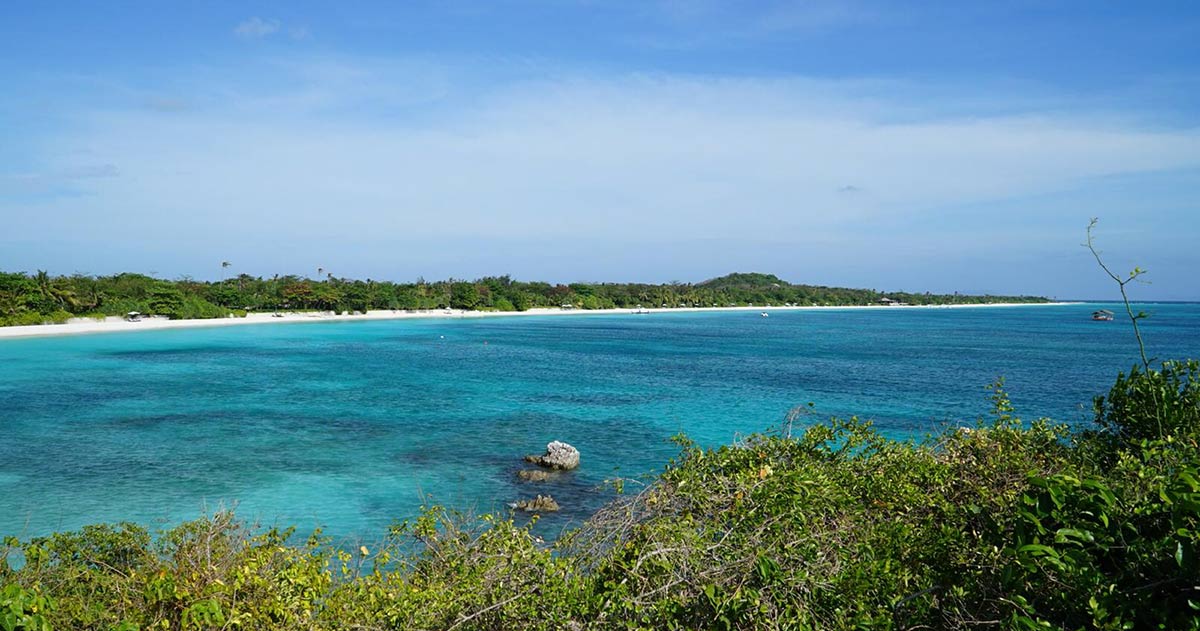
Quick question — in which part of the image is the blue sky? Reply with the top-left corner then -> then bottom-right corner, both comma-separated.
1,1 -> 1198,299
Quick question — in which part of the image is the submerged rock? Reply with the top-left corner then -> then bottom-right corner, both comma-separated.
524,441 -> 580,470
511,494 -> 560,512
517,469 -> 552,482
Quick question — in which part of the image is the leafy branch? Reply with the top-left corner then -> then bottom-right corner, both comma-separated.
1085,218 -> 1168,440
1083,218 -> 1151,372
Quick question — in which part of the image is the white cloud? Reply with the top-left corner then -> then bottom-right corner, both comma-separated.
28,69 -> 1200,231
234,17 -> 281,39
6,60 -> 1199,294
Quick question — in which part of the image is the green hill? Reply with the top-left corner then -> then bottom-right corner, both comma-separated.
697,272 -> 789,290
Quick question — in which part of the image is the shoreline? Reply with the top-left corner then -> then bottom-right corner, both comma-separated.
0,302 -> 1081,340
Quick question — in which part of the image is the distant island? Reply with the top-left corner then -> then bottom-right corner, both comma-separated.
0,270 -> 1049,327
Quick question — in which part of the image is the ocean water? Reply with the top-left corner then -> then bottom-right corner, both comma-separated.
1,303 -> 1198,543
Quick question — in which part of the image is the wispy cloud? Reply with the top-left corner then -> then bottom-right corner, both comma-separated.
6,57 -> 1199,295
233,17 -> 310,41
24,63 -> 1200,226
234,17 -> 281,39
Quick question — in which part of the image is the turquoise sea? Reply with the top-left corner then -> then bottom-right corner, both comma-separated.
2,303 -> 1198,542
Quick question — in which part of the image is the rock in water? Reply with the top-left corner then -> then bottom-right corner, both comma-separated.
517,469 -> 552,482
512,494 -> 560,512
524,440 -> 580,470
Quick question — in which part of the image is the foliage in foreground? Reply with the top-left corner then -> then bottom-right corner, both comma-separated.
0,270 -> 1047,326
3,361 -> 1198,630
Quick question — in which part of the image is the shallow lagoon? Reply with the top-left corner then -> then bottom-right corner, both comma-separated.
2,303 -> 1197,541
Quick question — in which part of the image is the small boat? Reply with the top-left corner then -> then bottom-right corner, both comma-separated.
633,308 -> 651,315
1092,309 -> 1114,321
760,312 -> 769,317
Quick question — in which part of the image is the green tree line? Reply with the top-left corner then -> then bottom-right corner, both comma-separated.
0,270 -> 1047,326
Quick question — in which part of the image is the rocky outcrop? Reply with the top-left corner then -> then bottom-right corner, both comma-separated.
524,441 -> 580,470
511,494 -> 560,512
517,469 -> 552,482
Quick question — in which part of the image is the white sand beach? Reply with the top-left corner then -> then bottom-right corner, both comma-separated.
0,302 -> 1079,340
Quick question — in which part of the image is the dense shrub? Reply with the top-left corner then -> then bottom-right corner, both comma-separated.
0,310 -> 72,326
0,312 -> 49,327
1094,359 -> 1200,442
2,365 -> 1197,630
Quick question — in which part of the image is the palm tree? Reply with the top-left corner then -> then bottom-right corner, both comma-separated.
50,280 -> 81,311
0,291 -> 26,317
33,271 -> 81,311
34,270 -> 52,298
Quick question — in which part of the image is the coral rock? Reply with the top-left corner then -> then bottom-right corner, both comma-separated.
512,494 -> 560,512
524,441 -> 580,470
517,469 -> 552,482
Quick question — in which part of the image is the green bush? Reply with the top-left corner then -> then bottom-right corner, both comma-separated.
31,310 -> 74,324
0,312 -> 49,327
0,310 -> 73,326
156,297 -> 230,320
0,583 -> 52,631
1094,359 -> 1200,443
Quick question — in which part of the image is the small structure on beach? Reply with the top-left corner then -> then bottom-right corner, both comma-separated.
124,312 -> 142,322
878,297 -> 896,306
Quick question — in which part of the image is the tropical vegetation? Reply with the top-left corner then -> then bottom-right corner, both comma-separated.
0,270 -> 1047,326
